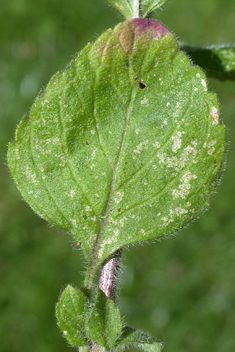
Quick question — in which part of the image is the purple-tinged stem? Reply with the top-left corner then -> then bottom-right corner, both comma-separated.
91,250 -> 122,352
99,250 -> 122,301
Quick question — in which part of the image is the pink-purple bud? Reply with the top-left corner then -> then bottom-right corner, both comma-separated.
130,18 -> 170,40
114,18 -> 171,54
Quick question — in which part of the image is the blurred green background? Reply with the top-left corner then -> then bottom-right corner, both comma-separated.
1,0 -> 235,351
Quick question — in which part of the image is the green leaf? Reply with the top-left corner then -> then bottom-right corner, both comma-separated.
8,19 -> 226,269
181,45 -> 235,81
85,289 -> 123,348
106,0 -> 168,18
115,327 -> 163,351
141,0 -> 169,18
106,0 -> 134,19
56,285 -> 89,347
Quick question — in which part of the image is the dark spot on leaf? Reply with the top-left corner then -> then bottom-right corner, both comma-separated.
83,215 -> 88,220
86,141 -> 90,145
118,209 -> 122,213
125,161 -> 128,165
138,81 -> 147,90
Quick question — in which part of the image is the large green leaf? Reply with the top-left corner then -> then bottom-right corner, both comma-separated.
56,285 -> 89,347
8,19 -> 226,269
115,327 -> 163,351
85,289 -> 123,348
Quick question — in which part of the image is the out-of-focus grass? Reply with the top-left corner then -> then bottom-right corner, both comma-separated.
0,1 -> 235,351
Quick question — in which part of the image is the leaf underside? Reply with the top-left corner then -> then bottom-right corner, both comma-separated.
115,327 -> 163,352
181,45 -> 235,81
8,20 -> 226,270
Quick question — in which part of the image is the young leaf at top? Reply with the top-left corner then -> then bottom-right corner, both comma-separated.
106,0 -> 169,19
56,285 -> 89,347
106,0 -> 134,19
85,289 -> 123,348
115,327 -> 163,351
7,18 -> 226,271
141,0 -> 169,18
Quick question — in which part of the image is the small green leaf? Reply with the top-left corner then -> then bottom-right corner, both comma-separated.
107,0 -> 169,18
85,289 -> 123,348
8,19 -> 226,270
106,0 -> 134,19
115,327 -> 163,351
141,0 -> 169,18
181,45 -> 235,81
56,285 -> 89,347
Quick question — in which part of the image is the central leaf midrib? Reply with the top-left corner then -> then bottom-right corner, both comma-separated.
92,86 -> 137,263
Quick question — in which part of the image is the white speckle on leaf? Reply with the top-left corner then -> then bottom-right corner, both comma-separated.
175,206 -> 188,216
114,228 -> 120,236
153,141 -> 160,148
114,191 -> 124,204
70,190 -> 76,197
172,132 -> 182,153
208,147 -> 216,155
211,107 -> 219,125
85,206 -> 92,212
196,73 -> 201,78
63,331 -> 68,336
22,166 -> 38,185
90,163 -> 95,169
64,104 -> 68,108
135,129 -> 140,134
201,79 -> 207,90
91,130 -> 95,135
119,216 -> 127,227
59,156 -> 67,167
195,88 -> 198,91
167,102 -> 170,107
141,96 -> 148,105
140,229 -> 146,235
172,171 -> 197,199
133,140 -> 149,155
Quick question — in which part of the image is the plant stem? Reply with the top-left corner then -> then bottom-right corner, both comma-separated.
133,0 -> 140,18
